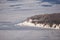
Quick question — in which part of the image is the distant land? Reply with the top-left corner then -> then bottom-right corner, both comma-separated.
17,13 -> 60,29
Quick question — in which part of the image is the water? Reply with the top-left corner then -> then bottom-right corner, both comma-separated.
0,0 -> 60,40
0,21 -> 60,40
0,29 -> 60,40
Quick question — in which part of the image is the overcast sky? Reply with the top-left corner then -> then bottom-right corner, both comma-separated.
0,0 -> 60,22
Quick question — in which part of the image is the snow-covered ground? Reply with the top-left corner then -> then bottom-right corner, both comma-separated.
17,19 -> 60,29
17,21 -> 35,27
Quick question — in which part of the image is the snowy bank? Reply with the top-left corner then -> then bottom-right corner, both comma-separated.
17,13 -> 60,29
17,19 -> 60,29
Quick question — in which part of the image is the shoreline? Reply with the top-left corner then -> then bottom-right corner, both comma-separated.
17,21 -> 60,29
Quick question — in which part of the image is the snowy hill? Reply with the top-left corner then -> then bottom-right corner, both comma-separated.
17,13 -> 60,29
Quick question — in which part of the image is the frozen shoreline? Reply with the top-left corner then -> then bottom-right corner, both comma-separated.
17,20 -> 60,29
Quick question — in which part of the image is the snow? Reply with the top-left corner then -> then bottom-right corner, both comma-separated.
44,24 -> 50,28
17,21 -> 35,26
17,20 -> 60,29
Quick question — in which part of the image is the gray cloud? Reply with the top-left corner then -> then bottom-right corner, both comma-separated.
0,0 -> 60,23
41,0 -> 60,4
41,5 -> 52,7
7,0 -> 17,1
